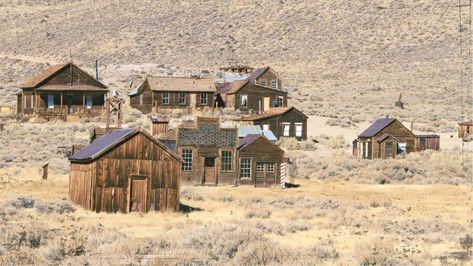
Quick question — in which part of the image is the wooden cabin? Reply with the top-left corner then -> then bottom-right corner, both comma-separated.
17,62 -> 108,121
129,77 -> 216,114
356,118 -> 418,159
177,117 -> 239,185
416,135 -> 440,151
68,128 -> 182,213
216,66 -> 288,113
458,120 -> 473,140
237,106 -> 308,141
237,134 -> 285,187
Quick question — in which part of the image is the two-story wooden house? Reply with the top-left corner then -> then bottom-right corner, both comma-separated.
17,62 -> 108,121
129,77 -> 216,114
215,66 -> 288,113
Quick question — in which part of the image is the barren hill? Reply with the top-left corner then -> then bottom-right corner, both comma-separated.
0,0 -> 470,131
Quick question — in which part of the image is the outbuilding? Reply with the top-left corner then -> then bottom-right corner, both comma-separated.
69,127 -> 182,213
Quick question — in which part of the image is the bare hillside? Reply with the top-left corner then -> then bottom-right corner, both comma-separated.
0,0 -> 471,131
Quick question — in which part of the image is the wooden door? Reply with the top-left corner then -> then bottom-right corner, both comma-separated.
255,162 -> 266,187
263,97 -> 270,111
129,178 -> 148,212
203,157 -> 216,185
190,94 -> 197,108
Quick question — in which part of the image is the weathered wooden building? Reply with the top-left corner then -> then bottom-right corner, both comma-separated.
129,77 -> 216,113
150,114 -> 171,135
458,120 -> 473,140
17,62 -> 108,121
237,107 -> 308,141
177,117 -> 239,185
416,134 -> 440,151
237,134 -> 285,187
68,128 -> 182,213
216,66 -> 288,113
355,117 -> 440,159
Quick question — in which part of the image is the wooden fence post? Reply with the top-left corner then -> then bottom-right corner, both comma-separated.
42,163 -> 49,180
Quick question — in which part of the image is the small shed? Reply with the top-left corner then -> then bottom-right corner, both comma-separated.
68,127 -> 183,213
458,121 -> 473,140
237,134 -> 285,187
416,135 -> 440,151
150,114 -> 171,135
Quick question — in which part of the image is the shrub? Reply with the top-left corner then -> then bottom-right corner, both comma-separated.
35,199 -> 76,214
10,196 -> 35,209
43,246 -> 66,262
285,220 -> 312,233
244,208 -> 272,219
180,188 -> 205,201
216,195 -> 235,202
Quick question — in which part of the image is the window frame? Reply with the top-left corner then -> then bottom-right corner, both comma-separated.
276,96 -> 284,107
240,94 -> 248,108
162,92 -> 170,105
181,148 -> 193,171
256,162 -> 265,173
385,142 -> 393,157
295,122 -> 303,137
259,79 -> 267,87
220,150 -> 233,172
240,158 -> 252,179
283,122 -> 291,137
271,79 -> 278,90
267,163 -> 275,172
200,93 -> 208,105
178,92 -> 186,105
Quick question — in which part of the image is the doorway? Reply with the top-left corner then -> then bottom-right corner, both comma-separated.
203,157 -> 216,185
263,97 -> 270,111
128,176 -> 148,212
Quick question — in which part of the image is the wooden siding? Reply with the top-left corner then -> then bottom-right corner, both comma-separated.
254,70 -> 281,90
251,109 -> 307,140
69,133 -> 180,213
238,137 -> 284,187
234,83 -> 287,113
152,122 -> 169,136
417,136 -> 440,151
458,125 -> 472,140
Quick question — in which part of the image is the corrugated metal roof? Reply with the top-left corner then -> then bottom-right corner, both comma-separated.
70,128 -> 137,161
160,140 -> 177,153
358,118 -> 396,138
237,134 -> 261,150
238,125 -> 262,138
262,130 -> 277,142
147,77 -> 216,92
247,66 -> 270,81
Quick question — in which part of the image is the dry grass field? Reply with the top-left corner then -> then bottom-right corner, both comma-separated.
0,0 -> 472,265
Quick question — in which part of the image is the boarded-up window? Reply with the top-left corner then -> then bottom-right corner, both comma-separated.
283,123 -> 290,137
240,159 -> 251,178
221,150 -> 233,171
182,149 -> 192,171
47,95 -> 54,108
295,123 -> 303,137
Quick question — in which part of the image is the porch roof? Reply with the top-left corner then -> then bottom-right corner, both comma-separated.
35,85 -> 109,92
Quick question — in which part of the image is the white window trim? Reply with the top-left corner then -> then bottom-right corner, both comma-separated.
295,122 -> 303,137
241,94 -> 248,108
262,124 -> 270,131
276,96 -> 284,107
267,162 -> 275,172
256,162 -> 265,173
271,79 -> 278,90
240,158 -> 252,179
200,93 -> 208,105
181,148 -> 193,171
283,122 -> 291,137
162,92 -> 169,105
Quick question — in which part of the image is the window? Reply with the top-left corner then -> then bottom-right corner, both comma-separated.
256,163 -> 265,173
385,142 -> 393,157
283,123 -> 290,137
267,163 -> 275,172
275,96 -> 284,107
178,93 -> 186,105
241,94 -> 248,107
240,159 -> 251,179
221,150 -> 233,171
295,123 -> 303,137
205,157 -> 215,167
271,80 -> 278,90
86,95 -> 93,109
259,79 -> 267,87
47,95 -> 54,109
181,149 -> 193,171
162,92 -> 169,104
200,93 -> 208,105
262,124 -> 270,131
419,138 -> 426,147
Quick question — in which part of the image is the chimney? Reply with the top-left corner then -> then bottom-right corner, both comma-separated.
95,60 -> 99,81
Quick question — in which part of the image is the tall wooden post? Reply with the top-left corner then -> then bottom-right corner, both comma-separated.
42,163 -> 48,180
82,94 -> 86,114
105,99 -> 110,130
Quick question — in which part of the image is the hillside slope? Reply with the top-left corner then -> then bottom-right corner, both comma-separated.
0,0 -> 470,131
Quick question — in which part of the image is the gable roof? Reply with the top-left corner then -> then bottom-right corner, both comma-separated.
237,134 -> 284,153
69,127 -> 182,163
240,106 -> 308,121
247,66 -> 270,81
358,118 -> 396,138
146,77 -> 216,92
377,133 -> 400,143
21,62 -> 107,89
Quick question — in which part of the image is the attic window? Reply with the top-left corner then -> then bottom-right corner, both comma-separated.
271,80 -> 278,90
241,95 -> 248,107
259,79 -> 267,87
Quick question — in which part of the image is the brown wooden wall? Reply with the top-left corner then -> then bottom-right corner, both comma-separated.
234,84 -> 287,113
45,65 -> 101,87
238,137 -> 284,187
255,70 -> 282,90
69,133 -> 181,213
252,109 -> 307,140
417,137 -> 440,151
371,121 -> 417,159
458,125 -> 472,139
152,123 -> 169,136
